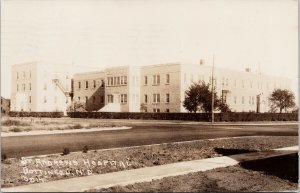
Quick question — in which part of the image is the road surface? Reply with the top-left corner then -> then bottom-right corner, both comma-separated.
1,122 -> 298,158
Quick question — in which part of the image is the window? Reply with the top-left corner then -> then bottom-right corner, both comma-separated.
153,108 -> 160,113
249,96 -> 251,105
100,96 -> 104,103
93,96 -> 96,103
17,84 -> 18,91
166,93 -> 170,103
117,77 -> 120,85
29,83 -> 31,90
101,80 -> 104,87
44,97 -> 47,103
17,72 -> 19,79
44,83 -> 47,90
153,94 -> 160,103
166,74 -> 170,84
226,78 -> 228,86
166,109 -> 170,112
78,82 -> 81,89
223,94 -> 227,103
242,96 -> 244,104
222,78 -> 225,86
124,76 -> 127,85
108,95 -> 113,103
78,97 -> 81,101
121,94 -> 127,103
85,96 -> 88,103
252,96 -> 254,105
144,76 -> 148,85
114,77 -> 117,85
85,81 -> 88,89
29,96 -> 31,103
29,71 -> 31,78
23,84 -> 26,91
153,75 -> 160,85
234,96 -> 236,104
93,80 -> 96,88
145,94 -> 148,103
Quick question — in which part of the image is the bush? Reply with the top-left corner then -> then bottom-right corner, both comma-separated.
67,112 -> 298,122
62,148 -> 70,156
72,124 -> 83,129
9,111 -> 64,118
2,119 -> 30,126
9,127 -> 22,132
1,153 -> 7,161
83,145 -> 89,153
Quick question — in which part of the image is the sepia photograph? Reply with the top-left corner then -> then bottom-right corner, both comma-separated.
1,0 -> 298,192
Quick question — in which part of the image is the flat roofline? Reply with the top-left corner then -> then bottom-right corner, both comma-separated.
74,70 -> 105,76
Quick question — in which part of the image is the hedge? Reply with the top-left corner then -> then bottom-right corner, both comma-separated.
67,112 -> 298,122
9,111 -> 64,118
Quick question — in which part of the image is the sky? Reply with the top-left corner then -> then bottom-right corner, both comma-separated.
1,0 -> 298,98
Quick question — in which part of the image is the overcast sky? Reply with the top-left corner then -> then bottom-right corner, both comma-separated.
1,0 -> 298,98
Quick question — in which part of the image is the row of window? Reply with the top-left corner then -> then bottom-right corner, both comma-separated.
78,96 -> 105,104
144,93 -> 170,103
16,71 -> 31,80
234,96 -> 256,105
184,73 -> 285,90
78,80 -> 104,89
16,83 -> 32,92
144,74 -> 170,85
148,108 -> 169,113
107,76 -> 128,86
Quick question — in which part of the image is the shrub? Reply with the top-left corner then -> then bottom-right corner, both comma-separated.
67,112 -> 298,122
83,145 -> 89,153
9,111 -> 64,118
1,153 -> 7,161
62,148 -> 70,156
2,119 -> 30,126
9,127 -> 22,132
72,124 -> 83,129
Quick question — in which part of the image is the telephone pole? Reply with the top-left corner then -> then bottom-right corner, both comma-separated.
211,55 -> 215,123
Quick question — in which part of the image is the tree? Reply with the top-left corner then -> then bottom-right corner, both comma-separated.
183,81 -> 230,113
67,101 -> 86,112
268,89 -> 295,113
140,103 -> 147,112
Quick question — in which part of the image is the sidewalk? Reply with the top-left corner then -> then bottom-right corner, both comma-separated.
1,126 -> 131,137
2,146 -> 298,192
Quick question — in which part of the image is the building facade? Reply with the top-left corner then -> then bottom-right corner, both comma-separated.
11,62 -> 295,113
72,62 -> 294,113
11,61 -> 74,114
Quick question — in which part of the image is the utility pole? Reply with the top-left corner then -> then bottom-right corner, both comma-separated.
211,55 -> 215,123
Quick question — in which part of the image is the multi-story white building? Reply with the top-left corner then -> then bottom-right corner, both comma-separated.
11,61 -> 296,113
72,62 -> 295,113
11,61 -> 77,114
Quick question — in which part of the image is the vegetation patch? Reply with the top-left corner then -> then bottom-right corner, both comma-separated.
1,136 -> 297,188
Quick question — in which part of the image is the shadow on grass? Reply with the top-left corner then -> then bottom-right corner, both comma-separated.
214,148 -> 257,156
240,153 -> 298,183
